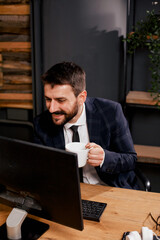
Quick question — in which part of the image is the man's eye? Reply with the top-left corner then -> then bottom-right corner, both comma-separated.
45,98 -> 51,102
58,99 -> 66,103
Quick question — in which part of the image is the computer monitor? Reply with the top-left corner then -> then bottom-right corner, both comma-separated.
0,136 -> 83,239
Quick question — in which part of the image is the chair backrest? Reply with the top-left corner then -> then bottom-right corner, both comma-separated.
135,165 -> 151,192
0,119 -> 34,142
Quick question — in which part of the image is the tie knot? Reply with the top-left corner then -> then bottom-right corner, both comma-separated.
70,125 -> 78,133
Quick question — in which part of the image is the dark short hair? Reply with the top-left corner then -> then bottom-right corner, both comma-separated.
41,62 -> 86,97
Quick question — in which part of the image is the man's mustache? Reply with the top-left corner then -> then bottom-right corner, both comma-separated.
51,111 -> 66,115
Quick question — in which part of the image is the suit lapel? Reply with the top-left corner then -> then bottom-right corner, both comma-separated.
51,127 -> 65,149
85,99 -> 101,144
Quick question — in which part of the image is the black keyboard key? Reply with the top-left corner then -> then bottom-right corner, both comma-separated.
82,199 -> 107,222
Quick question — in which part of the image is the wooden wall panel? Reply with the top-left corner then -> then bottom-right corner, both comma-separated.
0,1 -> 32,109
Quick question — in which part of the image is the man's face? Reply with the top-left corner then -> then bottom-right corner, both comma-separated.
44,84 -> 86,125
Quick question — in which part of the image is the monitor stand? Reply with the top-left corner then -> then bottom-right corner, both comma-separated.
0,208 -> 49,240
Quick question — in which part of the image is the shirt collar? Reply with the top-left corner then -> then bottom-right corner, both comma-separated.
64,104 -> 86,130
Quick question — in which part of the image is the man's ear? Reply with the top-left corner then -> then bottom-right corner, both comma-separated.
78,90 -> 87,105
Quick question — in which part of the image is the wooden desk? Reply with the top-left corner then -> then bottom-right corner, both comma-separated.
0,183 -> 160,239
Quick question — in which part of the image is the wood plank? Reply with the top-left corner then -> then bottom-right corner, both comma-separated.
0,54 -> 2,63
0,92 -> 33,109
0,34 -> 30,42
0,27 -> 30,35
0,15 -> 30,27
0,71 -> 3,87
0,93 -> 32,100
0,101 -> 33,109
1,48 -> 30,53
2,52 -> 31,61
126,91 -> 160,106
3,75 -> 32,84
0,42 -> 31,52
0,5 -> 30,15
2,60 -> 31,71
3,70 -> 31,75
135,144 -> 160,164
0,84 -> 32,92
0,0 -> 29,3
0,54 -> 3,87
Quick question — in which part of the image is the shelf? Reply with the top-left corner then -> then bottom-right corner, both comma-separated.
135,144 -> 160,164
126,91 -> 160,106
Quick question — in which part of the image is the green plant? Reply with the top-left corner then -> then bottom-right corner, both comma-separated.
124,10 -> 160,105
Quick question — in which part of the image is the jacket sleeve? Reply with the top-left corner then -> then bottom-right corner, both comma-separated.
33,117 -> 45,145
99,103 -> 137,175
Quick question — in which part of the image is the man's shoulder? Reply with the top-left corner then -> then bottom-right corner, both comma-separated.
34,110 -> 52,126
85,97 -> 120,111
34,110 -> 49,120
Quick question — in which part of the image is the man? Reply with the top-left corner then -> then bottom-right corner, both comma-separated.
34,61 -> 139,189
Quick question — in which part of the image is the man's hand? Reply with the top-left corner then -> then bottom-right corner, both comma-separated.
85,142 -> 104,167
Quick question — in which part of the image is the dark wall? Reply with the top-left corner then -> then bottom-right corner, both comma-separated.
127,107 -> 160,146
31,0 -> 128,115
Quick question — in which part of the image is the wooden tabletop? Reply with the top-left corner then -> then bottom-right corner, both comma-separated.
0,183 -> 160,239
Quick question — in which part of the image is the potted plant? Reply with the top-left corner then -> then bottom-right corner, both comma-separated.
124,10 -> 160,105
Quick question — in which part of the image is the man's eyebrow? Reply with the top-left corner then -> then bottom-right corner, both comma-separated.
56,97 -> 66,100
44,96 -> 66,100
44,96 -> 51,99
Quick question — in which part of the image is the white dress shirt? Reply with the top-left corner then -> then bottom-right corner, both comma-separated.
63,104 -> 107,185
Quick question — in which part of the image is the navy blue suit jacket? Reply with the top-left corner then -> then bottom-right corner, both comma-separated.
33,97 -> 139,189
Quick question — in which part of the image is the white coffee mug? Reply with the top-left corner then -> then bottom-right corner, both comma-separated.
65,142 -> 89,168
126,231 -> 141,240
141,227 -> 153,240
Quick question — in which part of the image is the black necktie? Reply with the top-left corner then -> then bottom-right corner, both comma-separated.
70,125 -> 80,142
70,125 -> 83,182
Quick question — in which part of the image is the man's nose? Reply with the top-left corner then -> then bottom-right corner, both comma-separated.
49,100 -> 59,113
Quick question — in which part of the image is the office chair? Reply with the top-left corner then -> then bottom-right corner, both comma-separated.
135,166 -> 151,192
0,119 -> 34,142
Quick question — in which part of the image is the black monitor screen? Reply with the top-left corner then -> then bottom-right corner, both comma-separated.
0,136 -> 83,234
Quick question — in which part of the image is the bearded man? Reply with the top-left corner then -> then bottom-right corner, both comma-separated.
33,61 -> 139,189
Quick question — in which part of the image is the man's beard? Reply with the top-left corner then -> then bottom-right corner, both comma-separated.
50,103 -> 79,125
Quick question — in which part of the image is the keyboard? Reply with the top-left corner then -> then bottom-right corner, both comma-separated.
82,199 -> 107,222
